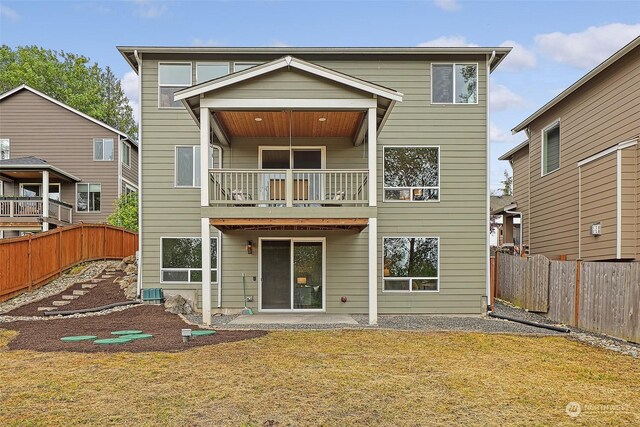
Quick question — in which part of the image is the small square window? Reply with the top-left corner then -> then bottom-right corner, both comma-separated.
77,183 -> 101,212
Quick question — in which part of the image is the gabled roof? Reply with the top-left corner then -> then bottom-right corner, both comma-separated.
498,140 -> 530,161
0,85 -> 136,145
512,35 -> 640,134
0,156 -> 81,182
174,55 -> 404,102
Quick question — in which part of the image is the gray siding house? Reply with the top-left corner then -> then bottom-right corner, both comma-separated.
118,46 -> 510,324
0,85 -> 138,237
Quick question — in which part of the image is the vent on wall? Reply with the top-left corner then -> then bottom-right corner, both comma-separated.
591,223 -> 602,236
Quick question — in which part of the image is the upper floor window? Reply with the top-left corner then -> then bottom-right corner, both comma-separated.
77,183 -> 101,212
158,63 -> 192,108
233,62 -> 262,72
384,146 -> 439,202
432,64 -> 478,104
93,138 -> 114,161
121,141 -> 131,168
196,62 -> 230,83
175,146 -> 201,187
0,139 -> 9,159
542,121 -> 560,175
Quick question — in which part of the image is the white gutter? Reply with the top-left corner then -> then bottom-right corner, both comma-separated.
134,49 -> 143,299
486,50 -> 496,309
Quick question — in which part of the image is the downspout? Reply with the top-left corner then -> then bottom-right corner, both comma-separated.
211,142 -> 223,308
486,50 -> 496,310
134,49 -> 143,299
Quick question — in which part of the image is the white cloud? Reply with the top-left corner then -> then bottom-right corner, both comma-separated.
191,38 -> 225,47
498,40 -> 536,71
268,41 -> 292,47
121,71 -> 139,123
433,0 -> 460,12
490,122 -> 523,144
417,35 -> 477,47
131,0 -> 167,19
491,84 -> 526,112
0,5 -> 19,21
535,23 -> 640,69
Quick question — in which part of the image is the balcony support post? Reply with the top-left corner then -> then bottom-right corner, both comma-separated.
200,107 -> 210,207
42,170 -> 49,231
367,107 -> 377,207
286,169 -> 294,207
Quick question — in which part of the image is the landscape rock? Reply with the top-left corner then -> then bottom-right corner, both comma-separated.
124,283 -> 138,300
123,255 -> 136,264
124,264 -> 137,275
164,294 -> 194,315
116,261 -> 127,271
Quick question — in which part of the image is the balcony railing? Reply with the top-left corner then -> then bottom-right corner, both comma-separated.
0,197 -> 73,224
209,169 -> 369,207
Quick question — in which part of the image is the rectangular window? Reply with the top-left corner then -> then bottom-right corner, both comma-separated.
384,146 -> 439,202
233,62 -> 262,72
125,184 -> 137,196
432,64 -> 478,104
0,139 -> 9,159
542,121 -> 560,175
175,146 -> 201,187
93,138 -> 114,161
158,63 -> 192,108
121,141 -> 131,168
76,183 -> 101,212
383,237 -> 439,292
196,62 -> 230,83
161,237 -> 218,283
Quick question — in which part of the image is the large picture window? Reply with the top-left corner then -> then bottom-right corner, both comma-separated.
432,64 -> 478,104
383,237 -> 439,292
542,121 -> 560,175
161,237 -> 218,284
384,146 -> 439,201
77,183 -> 101,212
93,138 -> 114,161
158,63 -> 192,108
196,62 -> 230,83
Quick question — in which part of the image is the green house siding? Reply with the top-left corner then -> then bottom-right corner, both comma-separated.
139,55 -> 488,314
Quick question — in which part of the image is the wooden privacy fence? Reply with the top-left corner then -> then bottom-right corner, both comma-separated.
0,224 -> 138,302
496,253 -> 640,343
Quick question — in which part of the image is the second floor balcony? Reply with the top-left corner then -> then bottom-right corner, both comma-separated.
0,197 -> 73,226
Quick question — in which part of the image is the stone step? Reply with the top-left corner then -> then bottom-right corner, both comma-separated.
73,290 -> 89,296
62,295 -> 79,300
82,283 -> 97,289
52,300 -> 71,307
90,278 -> 101,283
106,268 -> 117,272
101,275 -> 113,279
38,307 -> 56,312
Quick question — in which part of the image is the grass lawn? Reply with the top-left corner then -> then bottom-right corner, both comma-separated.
0,329 -> 638,426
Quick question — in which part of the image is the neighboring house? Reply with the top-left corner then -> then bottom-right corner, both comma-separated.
490,194 -> 521,248
0,85 -> 138,238
118,45 -> 510,324
499,36 -> 639,261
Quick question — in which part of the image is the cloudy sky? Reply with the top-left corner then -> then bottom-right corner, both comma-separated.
1,0 -> 639,190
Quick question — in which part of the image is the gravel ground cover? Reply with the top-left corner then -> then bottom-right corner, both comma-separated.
1,305 -> 267,353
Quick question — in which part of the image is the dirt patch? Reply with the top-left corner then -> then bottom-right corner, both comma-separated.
6,271 -> 130,317
1,305 -> 267,353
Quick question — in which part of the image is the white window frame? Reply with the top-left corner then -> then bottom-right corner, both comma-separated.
196,62 -> 230,84
75,182 -> 102,213
160,236 -> 219,285
93,138 -> 114,161
258,145 -> 327,169
383,145 -> 440,203
158,62 -> 193,109
175,145 -> 200,188
121,140 -> 132,168
541,119 -> 561,176
124,183 -> 137,195
382,236 -> 440,293
19,182 -> 61,200
233,62 -> 263,72
0,138 -> 9,160
430,63 -> 479,105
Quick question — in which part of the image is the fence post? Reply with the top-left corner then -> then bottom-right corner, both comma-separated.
103,224 -> 107,259
574,259 -> 581,327
58,228 -> 63,274
80,224 -> 85,260
28,234 -> 33,291
494,251 -> 499,299
121,229 -> 125,258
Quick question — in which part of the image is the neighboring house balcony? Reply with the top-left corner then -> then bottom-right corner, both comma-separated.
0,156 -> 80,232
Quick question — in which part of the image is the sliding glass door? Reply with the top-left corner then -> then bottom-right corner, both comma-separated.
260,238 -> 325,311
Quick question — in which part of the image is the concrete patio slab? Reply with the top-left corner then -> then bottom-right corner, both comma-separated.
229,313 -> 358,325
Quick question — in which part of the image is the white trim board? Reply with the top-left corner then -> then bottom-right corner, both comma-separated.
200,98 -> 378,110
576,138 -> 638,167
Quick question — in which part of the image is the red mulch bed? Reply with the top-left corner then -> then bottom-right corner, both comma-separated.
7,271 -> 130,317
1,305 -> 267,353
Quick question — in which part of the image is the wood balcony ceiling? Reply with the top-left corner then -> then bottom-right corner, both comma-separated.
215,111 -> 364,138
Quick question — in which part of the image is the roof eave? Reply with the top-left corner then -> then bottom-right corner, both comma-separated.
498,140 -> 530,161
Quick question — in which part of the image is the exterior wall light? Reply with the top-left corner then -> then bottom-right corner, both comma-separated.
246,240 -> 253,254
